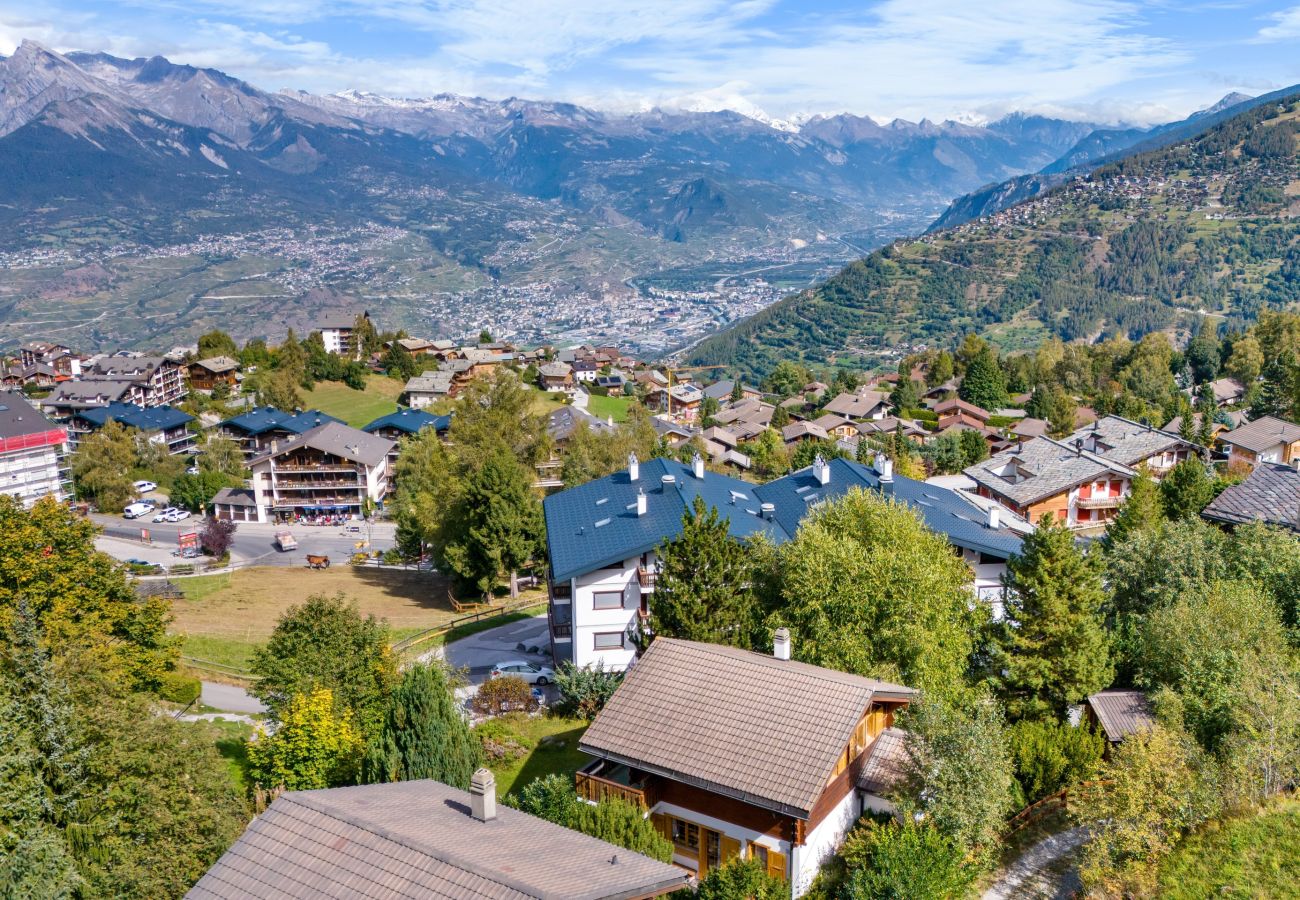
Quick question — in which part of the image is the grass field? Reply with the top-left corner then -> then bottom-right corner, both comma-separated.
1157,799 -> 1300,898
481,713 -> 591,798
301,374 -> 405,428
528,389 -> 570,416
586,393 -> 634,423
173,565 -> 458,671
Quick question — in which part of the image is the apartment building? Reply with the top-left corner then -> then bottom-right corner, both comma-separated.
316,310 -> 369,359
217,407 -> 343,458
245,422 -> 395,523
67,402 -> 195,455
0,394 -> 71,507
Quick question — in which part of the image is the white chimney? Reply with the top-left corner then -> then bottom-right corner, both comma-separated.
691,452 -> 705,479
773,627 -> 791,661
873,451 -> 887,474
470,768 -> 496,822
627,452 -> 639,482
636,489 -> 647,517
988,504 -> 1000,530
812,454 -> 830,485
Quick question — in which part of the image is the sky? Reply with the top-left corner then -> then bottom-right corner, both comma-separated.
3,1 -> 1300,125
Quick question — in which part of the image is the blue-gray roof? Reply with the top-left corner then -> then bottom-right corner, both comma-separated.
77,402 -> 192,432
220,407 -> 342,436
544,455 -> 1024,583
362,409 -> 450,435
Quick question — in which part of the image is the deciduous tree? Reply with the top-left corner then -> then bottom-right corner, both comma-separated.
247,688 -> 362,790
71,419 -> 136,511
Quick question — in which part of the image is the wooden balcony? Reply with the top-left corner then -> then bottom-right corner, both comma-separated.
1076,495 -> 1122,510
577,760 -> 657,808
638,567 -> 657,590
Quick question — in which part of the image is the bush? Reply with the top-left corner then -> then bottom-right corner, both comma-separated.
697,857 -> 787,900
199,517 -> 236,557
555,661 -> 622,720
1008,719 -> 1105,807
511,774 -> 672,862
157,671 -> 202,705
381,548 -> 404,565
472,676 -> 536,716
511,772 -> 583,822
474,715 -> 535,763
842,819 -> 978,900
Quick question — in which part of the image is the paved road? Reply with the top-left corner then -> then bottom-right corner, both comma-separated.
91,512 -> 395,567
200,680 -> 267,714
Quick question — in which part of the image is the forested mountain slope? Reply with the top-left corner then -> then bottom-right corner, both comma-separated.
687,95 -> 1300,377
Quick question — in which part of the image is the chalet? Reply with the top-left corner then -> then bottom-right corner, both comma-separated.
854,417 -> 930,444
781,421 -> 829,445
0,394 -> 70,507
1163,411 -> 1246,443
384,337 -> 435,355
1218,415 -> 1300,470
811,414 -> 859,440
543,454 -> 1023,670
19,342 -> 81,377
186,356 -> 240,392
701,426 -> 752,470
964,436 -> 1137,531
703,380 -> 763,403
68,402 -> 195,455
1205,377 -> 1247,408
189,774 -> 688,900
549,406 -> 617,447
1202,462 -> 1300,533
662,384 -> 704,423
403,370 -> 455,408
1086,690 -> 1155,754
362,409 -> 451,475
316,310 -> 368,359
539,361 -> 576,394
932,397 -> 991,423
244,422 -> 395,523
651,417 -> 694,449
596,373 -> 627,395
218,407 -> 344,458
1063,415 -> 1204,476
578,636 -> 916,896
573,359 -> 600,383
0,361 -> 57,389
822,390 -> 890,422
712,398 -> 774,440
1010,417 -> 1050,440
42,379 -> 134,418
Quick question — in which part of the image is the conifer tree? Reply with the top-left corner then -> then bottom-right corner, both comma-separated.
997,518 -> 1112,720
361,663 -> 481,789
958,345 -> 1008,412
1102,469 -> 1163,551
769,403 -> 790,429
730,380 -> 744,402
1159,458 -> 1216,520
890,376 -> 919,412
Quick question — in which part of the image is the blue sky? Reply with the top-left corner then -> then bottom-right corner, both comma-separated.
4,1 -> 1300,124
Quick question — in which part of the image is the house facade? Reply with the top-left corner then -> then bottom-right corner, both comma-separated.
81,356 -> 187,407
187,356 -> 240,392
0,394 -> 71,507
578,636 -> 916,896
67,402 -> 195,455
316,310 -> 368,358
1219,415 -> 1300,470
543,454 -> 1024,670
244,422 -> 395,522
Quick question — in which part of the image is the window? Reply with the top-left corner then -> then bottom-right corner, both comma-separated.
671,818 -> 700,850
751,845 -> 769,867
592,591 -> 624,610
593,632 -> 624,651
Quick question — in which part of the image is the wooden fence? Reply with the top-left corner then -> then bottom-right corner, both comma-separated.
390,597 -> 544,655
1005,779 -> 1112,835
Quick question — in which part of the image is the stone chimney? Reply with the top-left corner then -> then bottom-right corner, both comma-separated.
627,452 -> 639,482
691,452 -> 705,480
773,627 -> 791,661
812,454 -> 830,486
636,489 -> 647,517
470,768 -> 496,822
988,504 -> 1000,530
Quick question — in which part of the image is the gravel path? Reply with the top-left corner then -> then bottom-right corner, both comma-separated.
982,826 -> 1089,900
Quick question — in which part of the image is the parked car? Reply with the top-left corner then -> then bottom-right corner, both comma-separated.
165,509 -> 192,522
133,480 -> 158,494
123,502 -> 153,519
489,661 -> 556,685
185,465 -> 200,476
152,507 -> 179,523
274,531 -> 298,552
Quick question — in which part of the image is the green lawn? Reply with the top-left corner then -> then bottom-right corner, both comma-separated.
1157,799 -> 1300,898
182,634 -> 260,674
192,718 -> 255,793
479,713 -> 590,798
586,393 -> 634,423
301,374 -> 405,428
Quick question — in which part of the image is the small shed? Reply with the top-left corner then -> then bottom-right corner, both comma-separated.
1086,689 -> 1155,750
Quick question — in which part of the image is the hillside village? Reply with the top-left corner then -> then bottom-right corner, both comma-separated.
3,297 -> 1300,899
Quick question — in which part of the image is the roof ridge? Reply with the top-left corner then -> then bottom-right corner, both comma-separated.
655,637 -> 899,691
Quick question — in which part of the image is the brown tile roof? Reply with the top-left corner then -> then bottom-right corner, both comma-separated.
1087,690 -> 1155,742
579,638 -> 915,819
1220,415 -> 1300,454
857,727 -> 908,797
187,780 -> 688,900
823,390 -> 890,420
933,397 -> 990,421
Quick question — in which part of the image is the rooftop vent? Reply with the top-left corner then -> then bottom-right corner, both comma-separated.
627,452 -> 639,482
773,627 -> 791,661
760,502 -> 776,521
661,474 -> 676,489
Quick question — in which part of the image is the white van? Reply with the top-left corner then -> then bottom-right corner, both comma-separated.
123,502 -> 153,519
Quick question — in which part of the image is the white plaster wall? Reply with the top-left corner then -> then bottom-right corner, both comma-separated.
790,789 -> 859,898
572,561 -> 639,669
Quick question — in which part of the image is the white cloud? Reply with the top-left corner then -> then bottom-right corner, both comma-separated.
1254,4 -> 1300,40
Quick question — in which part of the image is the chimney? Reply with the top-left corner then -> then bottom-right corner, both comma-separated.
760,502 -> 776,521
691,452 -> 705,479
812,454 -> 830,485
627,452 -> 639,482
636,489 -> 647,517
470,768 -> 496,822
773,627 -> 791,661
880,457 -> 894,483
988,505 -> 1000,530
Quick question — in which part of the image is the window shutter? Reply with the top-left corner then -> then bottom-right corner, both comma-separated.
719,835 -> 741,865
650,813 -> 671,841
766,849 -> 787,880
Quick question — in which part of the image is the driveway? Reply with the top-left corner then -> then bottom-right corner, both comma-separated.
426,613 -> 552,687
201,680 -> 267,715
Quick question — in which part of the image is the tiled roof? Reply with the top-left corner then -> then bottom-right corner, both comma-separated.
211,487 -> 257,508
539,362 -> 572,377
548,407 -> 616,443
316,310 -> 362,330
781,421 -> 828,443
1202,463 -> 1300,532
1011,417 -> 1050,438
580,639 -> 914,818
1063,415 -> 1200,467
362,409 -> 450,435
964,436 -> 1137,507
1087,690 -> 1155,742
47,379 -> 132,403
220,407 -> 342,436
0,393 -> 62,441
406,371 -> 455,394
857,727 -> 908,797
192,356 -> 240,373
544,455 -> 1023,583
823,391 -> 889,420
1220,415 -> 1300,454
188,780 -> 687,900
1208,377 -> 1246,404
249,422 -> 395,468
77,401 -> 193,432
933,397 -> 990,420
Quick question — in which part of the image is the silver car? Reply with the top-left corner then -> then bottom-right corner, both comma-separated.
489,661 -> 556,685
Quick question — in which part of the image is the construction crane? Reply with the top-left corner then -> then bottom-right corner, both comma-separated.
663,364 -> 725,420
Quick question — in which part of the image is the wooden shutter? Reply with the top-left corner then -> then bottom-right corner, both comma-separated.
766,849 -> 787,880
650,813 -> 671,842
719,835 -> 741,866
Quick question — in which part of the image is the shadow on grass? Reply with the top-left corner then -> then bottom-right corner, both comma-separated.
493,715 -> 590,798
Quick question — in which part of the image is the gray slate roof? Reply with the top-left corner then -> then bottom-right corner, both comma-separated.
964,436 -> 1137,507
580,639 -> 914,819
1088,690 -> 1155,742
192,356 -> 240,374
188,780 -> 687,900
250,421 -> 395,468
1063,415 -> 1199,467
1202,462 -> 1300,532
1220,415 -> 1300,454
857,727 -> 908,797
405,371 -> 455,395
0,393 -> 62,440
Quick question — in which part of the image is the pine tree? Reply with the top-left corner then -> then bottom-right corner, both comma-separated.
890,376 -> 919,412
1102,470 -> 1162,551
729,380 -> 744,402
769,403 -> 790,429
1159,458 -> 1216,520
958,346 -> 1008,412
928,351 -> 955,388
442,446 -> 544,598
651,497 -> 759,648
997,518 -> 1112,721
361,663 -> 481,789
